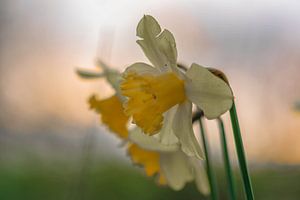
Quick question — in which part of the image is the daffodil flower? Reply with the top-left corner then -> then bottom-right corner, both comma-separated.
77,60 -> 209,194
121,15 -> 233,159
77,59 -> 127,138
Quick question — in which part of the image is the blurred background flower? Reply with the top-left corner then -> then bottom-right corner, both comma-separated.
0,0 -> 300,199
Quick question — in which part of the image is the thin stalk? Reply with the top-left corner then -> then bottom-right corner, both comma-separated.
199,116 -> 219,200
230,102 -> 254,200
218,118 -> 237,200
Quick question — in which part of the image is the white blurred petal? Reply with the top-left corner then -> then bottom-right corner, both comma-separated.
155,106 -> 179,145
190,157 -> 210,195
95,59 -> 110,70
185,63 -> 233,119
77,58 -> 124,99
76,68 -> 104,79
160,151 -> 193,190
172,101 -> 204,159
129,128 -> 179,152
105,70 -> 122,94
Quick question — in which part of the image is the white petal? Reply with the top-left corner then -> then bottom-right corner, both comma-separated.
172,101 -> 204,159
185,63 -> 233,119
136,15 -> 161,38
155,106 -> 179,145
76,68 -> 104,79
160,151 -> 193,190
128,128 -> 179,152
136,15 -> 177,71
156,30 -> 177,67
95,59 -> 110,70
105,70 -> 122,94
189,157 -> 210,195
123,62 -> 159,76
94,59 -> 121,92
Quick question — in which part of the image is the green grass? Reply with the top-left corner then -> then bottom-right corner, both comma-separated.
0,160 -> 299,200
0,160 -> 206,200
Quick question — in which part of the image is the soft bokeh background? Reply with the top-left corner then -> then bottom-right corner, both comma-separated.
1,0 -> 300,199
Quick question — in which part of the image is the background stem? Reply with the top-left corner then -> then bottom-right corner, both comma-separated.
218,118 -> 237,200
199,116 -> 219,200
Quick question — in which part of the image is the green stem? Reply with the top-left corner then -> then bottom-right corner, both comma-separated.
218,118 -> 237,200
199,116 -> 219,200
230,102 -> 254,200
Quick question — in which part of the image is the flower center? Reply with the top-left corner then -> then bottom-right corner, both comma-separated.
121,72 -> 186,134
89,95 -> 129,139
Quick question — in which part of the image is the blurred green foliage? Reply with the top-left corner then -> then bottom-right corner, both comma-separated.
0,159 -> 299,200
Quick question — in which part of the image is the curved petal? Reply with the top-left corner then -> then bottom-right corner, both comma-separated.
136,15 -> 177,71
189,157 -> 210,195
172,101 -> 204,159
155,106 -> 179,145
160,151 -> 193,190
185,63 -> 233,119
123,62 -> 159,76
129,128 -> 179,152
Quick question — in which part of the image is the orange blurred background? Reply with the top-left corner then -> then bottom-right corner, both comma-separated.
1,0 -> 300,166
